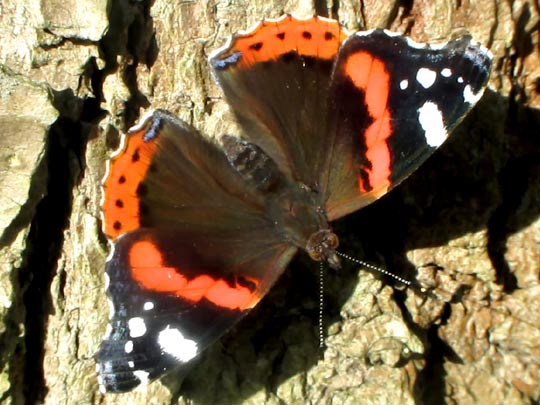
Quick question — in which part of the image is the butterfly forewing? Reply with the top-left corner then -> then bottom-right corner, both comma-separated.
210,15 -> 348,186
323,31 -> 492,220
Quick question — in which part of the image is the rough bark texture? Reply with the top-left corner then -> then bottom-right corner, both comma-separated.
0,0 -> 539,404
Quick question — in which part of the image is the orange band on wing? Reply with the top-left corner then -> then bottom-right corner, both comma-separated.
216,16 -> 348,69
102,127 -> 158,240
343,52 -> 392,193
128,240 -> 261,310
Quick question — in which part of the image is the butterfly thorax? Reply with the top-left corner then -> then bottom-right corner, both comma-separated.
221,133 -> 340,268
272,183 -> 340,268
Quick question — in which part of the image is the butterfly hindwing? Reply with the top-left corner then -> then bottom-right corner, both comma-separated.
97,228 -> 296,392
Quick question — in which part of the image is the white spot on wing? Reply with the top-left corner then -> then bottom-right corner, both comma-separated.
128,361 -> 134,368
143,301 -> 154,311
104,324 -> 112,338
416,68 -> 437,88
125,340 -> 134,353
463,84 -> 484,104
133,370 -> 149,385
128,317 -> 147,338
127,109 -> 158,135
400,79 -> 409,90
354,28 -> 375,37
428,40 -> 450,50
158,326 -> 198,362
457,76 -> 464,83
98,375 -> 106,394
482,45 -> 494,59
105,243 -> 115,262
418,101 -> 448,147
405,36 -> 449,50
382,29 -> 401,37
107,298 -> 115,320
441,68 -> 452,77
406,37 -> 426,49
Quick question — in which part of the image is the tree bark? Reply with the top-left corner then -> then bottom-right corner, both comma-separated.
0,0 -> 538,404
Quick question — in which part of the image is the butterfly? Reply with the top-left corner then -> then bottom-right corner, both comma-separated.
96,15 -> 492,393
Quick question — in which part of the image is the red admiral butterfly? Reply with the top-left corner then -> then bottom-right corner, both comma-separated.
96,15 -> 492,393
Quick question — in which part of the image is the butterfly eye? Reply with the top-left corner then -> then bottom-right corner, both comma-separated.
309,250 -> 323,261
326,233 -> 339,250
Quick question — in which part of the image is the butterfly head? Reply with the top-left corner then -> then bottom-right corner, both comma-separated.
306,229 -> 341,269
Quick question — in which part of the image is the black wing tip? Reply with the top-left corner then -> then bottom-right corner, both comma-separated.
96,359 -> 147,394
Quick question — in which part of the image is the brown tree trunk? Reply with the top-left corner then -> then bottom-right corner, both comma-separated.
0,0 -> 538,404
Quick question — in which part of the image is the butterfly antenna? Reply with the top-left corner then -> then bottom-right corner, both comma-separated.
318,261 -> 325,349
336,251 -> 426,293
